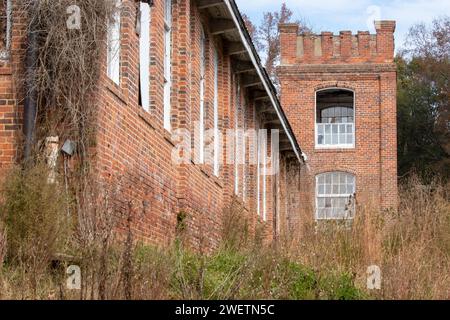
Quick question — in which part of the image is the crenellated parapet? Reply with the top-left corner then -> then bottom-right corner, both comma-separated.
279,21 -> 396,65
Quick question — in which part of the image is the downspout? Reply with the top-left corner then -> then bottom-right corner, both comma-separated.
23,19 -> 38,162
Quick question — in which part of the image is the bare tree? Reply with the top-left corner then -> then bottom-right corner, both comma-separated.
249,3 -> 311,91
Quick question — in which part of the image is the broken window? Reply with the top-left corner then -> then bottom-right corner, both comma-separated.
316,89 -> 355,148
139,1 -> 151,111
107,0 -> 121,85
316,172 -> 356,220
213,47 -> 220,176
0,0 -> 12,60
163,0 -> 172,131
199,26 -> 206,163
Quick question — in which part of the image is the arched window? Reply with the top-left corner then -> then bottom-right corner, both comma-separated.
316,172 -> 356,220
316,89 -> 355,148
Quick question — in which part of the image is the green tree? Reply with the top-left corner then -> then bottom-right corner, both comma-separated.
397,17 -> 450,179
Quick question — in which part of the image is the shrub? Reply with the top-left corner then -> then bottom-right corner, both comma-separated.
0,164 -> 71,269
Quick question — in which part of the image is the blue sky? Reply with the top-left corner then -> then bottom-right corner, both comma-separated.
235,0 -> 450,51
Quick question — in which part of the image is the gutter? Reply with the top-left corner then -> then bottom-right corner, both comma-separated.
23,23 -> 38,161
224,0 -> 306,163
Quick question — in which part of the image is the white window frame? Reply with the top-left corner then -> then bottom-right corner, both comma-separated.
139,2 -> 151,112
261,130 -> 267,222
213,47 -> 220,177
241,101 -> 246,202
199,27 -> 206,164
163,0 -> 172,131
107,0 -> 121,85
234,80 -> 240,195
315,172 -> 356,220
315,88 -> 355,149
256,112 -> 261,217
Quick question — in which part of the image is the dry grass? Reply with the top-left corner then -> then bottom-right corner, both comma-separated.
287,175 -> 450,299
0,169 -> 449,299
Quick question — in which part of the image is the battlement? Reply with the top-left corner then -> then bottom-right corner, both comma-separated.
279,21 -> 396,65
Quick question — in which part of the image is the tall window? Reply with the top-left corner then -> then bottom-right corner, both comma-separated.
260,130 -> 267,221
0,0 -> 12,60
213,47 -> 220,176
199,27 -> 206,164
256,112 -> 261,217
241,102 -> 246,202
316,172 -> 356,220
234,80 -> 240,195
163,0 -> 172,131
139,1 -> 151,112
107,0 -> 121,85
316,89 -> 355,148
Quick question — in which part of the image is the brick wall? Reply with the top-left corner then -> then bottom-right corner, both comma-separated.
278,21 -> 398,220
91,0 -> 300,249
0,0 -> 304,249
0,1 -> 24,183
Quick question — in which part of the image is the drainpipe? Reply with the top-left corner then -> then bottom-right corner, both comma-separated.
23,22 -> 38,162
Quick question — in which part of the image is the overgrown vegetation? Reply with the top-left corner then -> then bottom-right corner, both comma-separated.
0,1 -> 448,301
0,164 -> 449,299
0,165 -> 366,300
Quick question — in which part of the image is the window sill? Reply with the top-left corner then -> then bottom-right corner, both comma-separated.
232,196 -> 250,213
105,78 -> 128,105
200,165 -> 223,189
315,146 -> 356,152
163,128 -> 175,147
138,109 -> 157,130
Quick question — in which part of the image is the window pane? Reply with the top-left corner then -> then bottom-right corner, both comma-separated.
332,173 -> 339,184
318,197 -> 325,208
318,175 -> 325,184
318,208 -> 326,219
325,135 -> 331,144
318,125 -> 324,134
347,134 -> 353,144
345,184 -> 352,194
325,125 -> 331,134
347,124 -> 353,133
318,135 -> 324,145
332,184 -> 339,194
316,172 -> 355,220
318,185 -> 325,195
332,124 -> 338,134
332,134 -> 338,145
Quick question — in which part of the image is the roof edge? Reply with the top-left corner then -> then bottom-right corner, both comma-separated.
224,0 -> 306,164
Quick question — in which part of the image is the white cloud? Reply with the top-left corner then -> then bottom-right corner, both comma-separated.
235,0 -> 449,51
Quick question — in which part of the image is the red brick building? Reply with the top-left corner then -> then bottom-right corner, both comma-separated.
0,1 -> 397,248
0,0 -> 306,248
278,21 -> 398,220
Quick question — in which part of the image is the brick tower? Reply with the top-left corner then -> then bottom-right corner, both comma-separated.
278,21 -> 397,221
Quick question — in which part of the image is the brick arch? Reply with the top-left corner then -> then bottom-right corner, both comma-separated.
313,167 -> 358,177
314,82 -> 356,93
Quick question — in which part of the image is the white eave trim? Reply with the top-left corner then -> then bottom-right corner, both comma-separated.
223,0 -> 305,163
